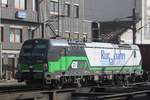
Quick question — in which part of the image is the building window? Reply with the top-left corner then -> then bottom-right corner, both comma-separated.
2,0 -> 8,7
64,3 -> 70,17
146,19 -> 150,37
10,28 -> 22,43
15,0 -> 27,10
74,5 -> 79,18
145,19 -> 150,37
50,1 -> 58,13
33,0 -> 38,11
28,29 -> 34,39
0,27 -> 4,42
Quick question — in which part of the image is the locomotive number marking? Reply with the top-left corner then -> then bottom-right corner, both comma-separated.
71,61 -> 78,69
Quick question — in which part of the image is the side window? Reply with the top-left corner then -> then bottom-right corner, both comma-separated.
73,5 -> 79,18
10,28 -> 22,43
50,1 -> 58,13
2,0 -> 8,7
64,3 -> 70,17
15,0 -> 27,10
48,48 -> 60,61
60,48 -> 66,56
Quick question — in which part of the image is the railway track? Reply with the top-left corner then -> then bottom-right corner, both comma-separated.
0,85 -> 45,94
0,82 -> 150,100
72,90 -> 150,100
0,83 -> 81,100
72,83 -> 150,100
0,85 -> 95,95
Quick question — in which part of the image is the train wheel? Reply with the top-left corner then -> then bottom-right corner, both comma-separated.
112,75 -> 122,86
76,78 -> 81,88
25,80 -> 32,85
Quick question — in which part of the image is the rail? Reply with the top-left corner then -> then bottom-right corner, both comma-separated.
0,84 -> 46,94
72,90 -> 150,100
97,90 -> 150,100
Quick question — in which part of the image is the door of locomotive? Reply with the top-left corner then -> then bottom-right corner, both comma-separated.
60,48 -> 67,71
48,47 -> 67,72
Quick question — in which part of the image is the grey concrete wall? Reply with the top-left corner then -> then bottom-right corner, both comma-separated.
1,0 -> 41,49
41,0 -> 91,42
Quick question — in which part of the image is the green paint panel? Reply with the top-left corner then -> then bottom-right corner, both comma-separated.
20,64 -> 44,71
48,55 -> 142,73
33,64 -> 44,70
48,56 -> 88,72
20,55 -> 142,74
90,66 -> 142,73
20,64 -> 28,70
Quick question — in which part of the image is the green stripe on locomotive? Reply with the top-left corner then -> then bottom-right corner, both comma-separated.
20,64 -> 44,71
90,66 -> 142,73
20,56 -> 142,73
47,55 -> 142,73
48,56 -> 88,72
20,56 -> 142,74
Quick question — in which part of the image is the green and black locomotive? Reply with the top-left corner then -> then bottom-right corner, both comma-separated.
16,39 -> 143,86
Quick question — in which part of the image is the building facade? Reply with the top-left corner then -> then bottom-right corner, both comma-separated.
0,0 -> 42,79
84,0 -> 150,44
0,0 -> 91,80
39,0 -> 91,42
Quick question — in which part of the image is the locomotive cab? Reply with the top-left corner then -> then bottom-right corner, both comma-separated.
17,39 -> 69,84
17,39 -> 49,83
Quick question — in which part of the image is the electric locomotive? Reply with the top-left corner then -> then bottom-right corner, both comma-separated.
16,39 -> 143,86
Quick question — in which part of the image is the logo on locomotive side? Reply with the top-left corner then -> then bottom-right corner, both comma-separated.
101,50 -> 125,65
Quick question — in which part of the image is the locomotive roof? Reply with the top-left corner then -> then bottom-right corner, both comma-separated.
49,39 -> 69,47
30,39 -> 139,50
85,42 -> 139,49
